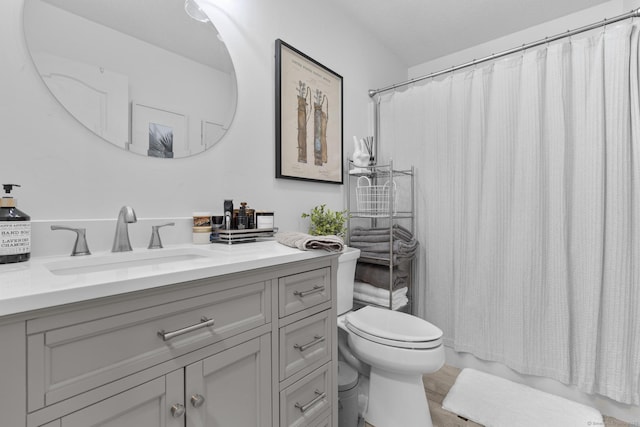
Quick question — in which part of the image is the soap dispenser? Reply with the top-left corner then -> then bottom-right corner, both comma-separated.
0,184 -> 31,264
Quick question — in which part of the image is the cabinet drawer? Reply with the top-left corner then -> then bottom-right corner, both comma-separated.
280,363 -> 332,427
279,310 -> 331,381
27,281 -> 269,411
308,413 -> 331,427
279,268 -> 330,318
60,370 -> 183,427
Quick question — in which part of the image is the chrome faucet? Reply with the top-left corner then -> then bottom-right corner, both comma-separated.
112,206 -> 137,252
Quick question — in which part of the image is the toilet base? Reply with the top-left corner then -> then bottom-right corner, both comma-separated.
365,368 -> 433,427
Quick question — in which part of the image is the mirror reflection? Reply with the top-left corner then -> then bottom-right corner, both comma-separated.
23,0 -> 237,158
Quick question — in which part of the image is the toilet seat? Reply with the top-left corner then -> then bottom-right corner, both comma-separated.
345,306 -> 443,349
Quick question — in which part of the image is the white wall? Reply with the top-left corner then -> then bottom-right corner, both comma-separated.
0,0 -> 406,256
407,0 -> 640,423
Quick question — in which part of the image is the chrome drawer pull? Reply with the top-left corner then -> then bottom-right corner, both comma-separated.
295,389 -> 326,413
293,285 -> 324,298
294,335 -> 325,352
157,317 -> 215,341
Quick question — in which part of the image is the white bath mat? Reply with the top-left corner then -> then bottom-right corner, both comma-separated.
442,368 -> 603,427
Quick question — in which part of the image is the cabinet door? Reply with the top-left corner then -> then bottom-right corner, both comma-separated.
60,370 -> 184,427
185,334 -> 271,427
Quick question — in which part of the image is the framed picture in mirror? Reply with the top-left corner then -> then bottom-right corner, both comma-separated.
131,102 -> 187,159
275,39 -> 343,184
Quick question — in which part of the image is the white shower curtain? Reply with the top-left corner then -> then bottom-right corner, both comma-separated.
378,22 -> 640,404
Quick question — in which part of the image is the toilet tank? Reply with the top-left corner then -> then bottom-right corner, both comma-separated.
337,247 -> 361,315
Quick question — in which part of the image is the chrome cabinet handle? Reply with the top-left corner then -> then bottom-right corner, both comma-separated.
294,335 -> 325,352
294,390 -> 326,413
157,317 -> 215,341
50,225 -> 91,256
148,222 -> 175,249
293,285 -> 324,298
170,403 -> 185,418
190,394 -> 206,408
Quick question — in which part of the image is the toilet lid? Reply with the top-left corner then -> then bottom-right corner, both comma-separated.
345,306 -> 443,349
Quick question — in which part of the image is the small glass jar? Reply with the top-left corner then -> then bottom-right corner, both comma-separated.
192,226 -> 212,244
255,211 -> 274,229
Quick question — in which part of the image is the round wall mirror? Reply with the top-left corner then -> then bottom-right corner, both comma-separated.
23,0 -> 237,158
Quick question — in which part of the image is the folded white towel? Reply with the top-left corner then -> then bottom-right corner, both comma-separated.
276,231 -> 344,252
353,291 -> 408,310
354,281 -> 407,299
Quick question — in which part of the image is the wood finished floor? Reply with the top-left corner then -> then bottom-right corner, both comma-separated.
364,365 -> 630,427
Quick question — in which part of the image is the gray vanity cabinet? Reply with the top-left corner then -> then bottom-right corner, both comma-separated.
45,369 -> 184,427
276,266 -> 336,427
39,334 -> 272,427
184,334 -> 271,426
0,255 -> 338,427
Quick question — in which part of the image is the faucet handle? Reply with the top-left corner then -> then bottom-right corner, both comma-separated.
148,222 -> 175,249
51,225 -> 91,256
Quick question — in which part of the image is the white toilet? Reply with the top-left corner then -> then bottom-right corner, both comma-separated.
337,247 -> 445,427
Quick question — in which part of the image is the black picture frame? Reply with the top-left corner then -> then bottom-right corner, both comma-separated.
275,39 -> 343,184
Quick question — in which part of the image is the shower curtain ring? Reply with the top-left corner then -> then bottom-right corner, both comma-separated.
566,29 -> 573,44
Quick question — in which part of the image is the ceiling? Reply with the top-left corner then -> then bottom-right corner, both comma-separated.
328,0 -> 611,68
38,0 -> 613,73
40,0 -> 233,72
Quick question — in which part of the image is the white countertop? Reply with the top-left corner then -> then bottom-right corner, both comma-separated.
0,241 -> 335,317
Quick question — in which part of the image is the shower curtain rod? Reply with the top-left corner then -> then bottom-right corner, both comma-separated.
368,8 -> 640,97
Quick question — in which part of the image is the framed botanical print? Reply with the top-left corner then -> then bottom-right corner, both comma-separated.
275,39 -> 343,184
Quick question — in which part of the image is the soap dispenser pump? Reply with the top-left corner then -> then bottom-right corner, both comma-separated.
0,184 -> 31,264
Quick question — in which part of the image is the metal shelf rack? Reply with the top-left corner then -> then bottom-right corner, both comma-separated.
346,159 -> 416,314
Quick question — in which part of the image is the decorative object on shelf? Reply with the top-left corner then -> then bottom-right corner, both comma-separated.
355,176 -> 397,216
275,39 -> 343,184
301,204 -> 348,237
351,136 -> 373,174
352,136 -> 375,167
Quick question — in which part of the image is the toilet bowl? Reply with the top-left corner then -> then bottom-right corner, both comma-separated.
344,306 -> 444,427
337,247 -> 445,427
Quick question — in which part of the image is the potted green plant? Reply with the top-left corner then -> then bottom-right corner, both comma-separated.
301,204 -> 348,237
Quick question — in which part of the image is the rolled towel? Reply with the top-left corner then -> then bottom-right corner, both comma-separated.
358,252 -> 415,265
276,231 -> 344,252
350,225 -> 414,242
355,263 -> 408,290
350,238 -> 418,256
